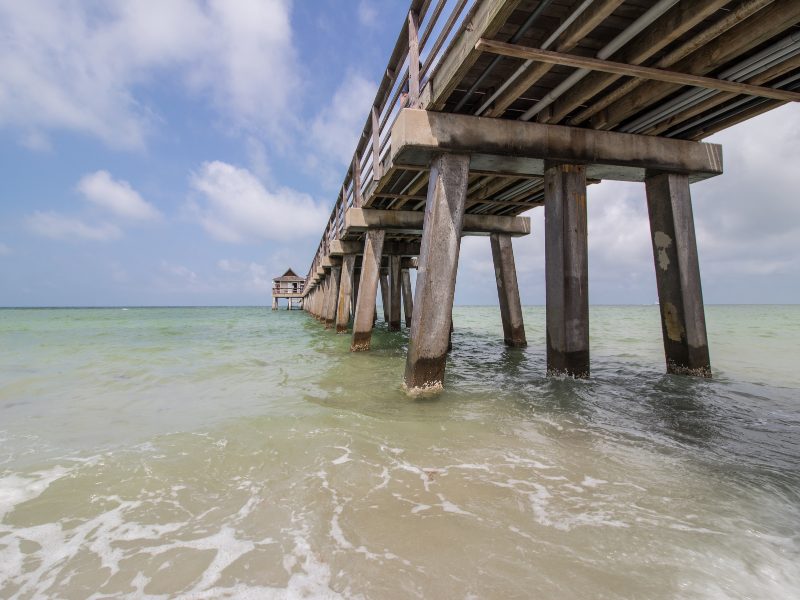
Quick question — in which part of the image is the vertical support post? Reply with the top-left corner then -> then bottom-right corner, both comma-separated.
404,153 -> 470,391
401,268 -> 413,327
645,172 -> 711,377
380,271 -> 390,323
336,254 -> 356,333
544,162 -> 589,377
325,266 -> 341,329
407,11 -> 420,107
352,269 -> 360,319
389,256 -> 402,331
491,233 -> 527,347
372,106 -> 382,181
321,276 -> 331,323
352,155 -> 362,208
272,297 -> 277,310
351,230 -> 385,351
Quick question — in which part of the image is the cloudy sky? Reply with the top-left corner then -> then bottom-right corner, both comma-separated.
0,0 -> 797,307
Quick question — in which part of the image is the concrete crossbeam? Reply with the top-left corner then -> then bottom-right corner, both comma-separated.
389,109 -> 723,183
344,208 -> 530,237
329,239 -> 422,256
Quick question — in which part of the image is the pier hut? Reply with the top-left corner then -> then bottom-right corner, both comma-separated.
272,269 -> 305,310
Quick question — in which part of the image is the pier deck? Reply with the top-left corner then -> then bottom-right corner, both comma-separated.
300,0 -> 800,389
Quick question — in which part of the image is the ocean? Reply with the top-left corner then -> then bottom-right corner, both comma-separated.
1,305 -> 798,598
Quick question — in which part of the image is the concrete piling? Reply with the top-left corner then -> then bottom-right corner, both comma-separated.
645,172 -> 711,377
389,256 -> 402,331
401,268 -> 413,327
336,254 -> 356,333
490,233 -> 527,348
544,162 -> 589,378
325,265 -> 341,329
380,271 -> 390,325
404,153 -> 469,391
351,230 -> 385,351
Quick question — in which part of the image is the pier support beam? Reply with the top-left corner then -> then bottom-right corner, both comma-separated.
351,230 -> 385,351
272,297 -> 278,310
490,233 -> 527,348
336,254 -> 356,333
380,272 -> 391,324
544,162 -> 589,377
319,278 -> 330,323
404,153 -> 469,391
401,268 -> 413,327
645,172 -> 711,377
389,256 -> 402,331
325,266 -> 341,329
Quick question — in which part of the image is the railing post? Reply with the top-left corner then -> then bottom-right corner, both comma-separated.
352,154 -> 362,208
371,105 -> 382,181
408,10 -> 420,107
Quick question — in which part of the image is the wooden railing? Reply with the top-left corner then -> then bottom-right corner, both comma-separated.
302,0 -> 476,295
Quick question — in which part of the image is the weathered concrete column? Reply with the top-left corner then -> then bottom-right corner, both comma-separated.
544,162 -> 589,377
351,230 -> 385,351
645,172 -> 711,377
490,233 -> 527,348
352,269 -> 360,319
320,276 -> 331,323
325,266 -> 341,329
404,153 -> 469,390
389,256 -> 402,331
336,254 -> 356,333
401,268 -> 413,327
379,271 -> 390,324
272,297 -> 278,310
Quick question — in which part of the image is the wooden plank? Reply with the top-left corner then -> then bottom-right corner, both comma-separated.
483,0 -> 625,118
595,0 -> 800,129
424,0 -> 523,111
646,53 -> 800,136
570,0 -> 774,126
545,0 -> 731,124
475,39 -> 800,103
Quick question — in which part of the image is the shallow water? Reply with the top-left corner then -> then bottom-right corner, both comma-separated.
1,305 -> 798,598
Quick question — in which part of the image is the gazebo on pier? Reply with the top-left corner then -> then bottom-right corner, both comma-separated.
272,268 -> 305,310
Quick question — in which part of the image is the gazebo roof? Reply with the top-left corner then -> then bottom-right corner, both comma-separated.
273,268 -> 305,282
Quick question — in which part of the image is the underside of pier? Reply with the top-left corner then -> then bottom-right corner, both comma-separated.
299,0 -> 799,391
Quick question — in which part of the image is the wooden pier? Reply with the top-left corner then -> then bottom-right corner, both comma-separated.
300,0 -> 800,390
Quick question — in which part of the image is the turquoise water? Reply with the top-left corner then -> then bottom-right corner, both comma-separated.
1,306 -> 798,598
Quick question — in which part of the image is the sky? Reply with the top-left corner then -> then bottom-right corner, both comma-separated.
0,0 -> 798,307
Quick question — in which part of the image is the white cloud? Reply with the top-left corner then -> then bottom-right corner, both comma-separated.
19,131 -> 52,152
78,170 -> 160,221
189,161 -> 329,243
27,212 -> 121,241
310,72 -> 377,167
0,0 -> 300,149
357,1 -> 379,27
160,260 -> 198,283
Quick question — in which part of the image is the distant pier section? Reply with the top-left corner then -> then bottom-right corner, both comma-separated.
272,269 -> 305,310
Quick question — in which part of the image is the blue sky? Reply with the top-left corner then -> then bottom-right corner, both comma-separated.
1,0 -> 798,307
